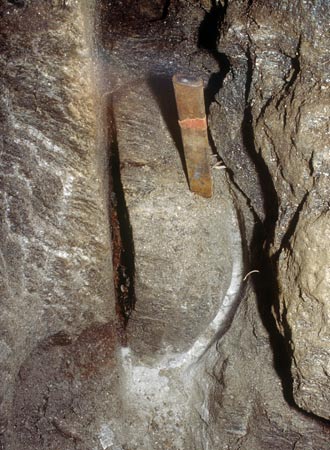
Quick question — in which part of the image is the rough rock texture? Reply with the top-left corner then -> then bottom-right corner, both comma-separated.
252,3 -> 330,418
211,0 -> 330,420
0,1 -> 116,447
99,0 -> 330,448
113,82 -> 233,356
190,289 -> 330,450
1,0 -> 330,449
102,12 -> 242,446
11,323 -> 122,450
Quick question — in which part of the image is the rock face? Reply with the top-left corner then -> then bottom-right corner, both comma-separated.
212,0 -> 330,420
253,5 -> 330,416
0,1 -> 116,447
113,81 -> 233,356
0,0 -> 330,449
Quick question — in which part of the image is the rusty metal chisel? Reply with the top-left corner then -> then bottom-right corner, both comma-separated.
172,74 -> 213,198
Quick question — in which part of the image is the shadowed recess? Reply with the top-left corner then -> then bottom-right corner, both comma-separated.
240,46 -> 295,404
198,0 -> 230,113
147,73 -> 188,182
107,95 -> 136,326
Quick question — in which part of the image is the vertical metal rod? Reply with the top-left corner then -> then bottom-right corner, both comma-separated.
172,74 -> 213,198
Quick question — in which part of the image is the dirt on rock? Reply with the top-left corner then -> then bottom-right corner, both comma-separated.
0,0 -> 330,449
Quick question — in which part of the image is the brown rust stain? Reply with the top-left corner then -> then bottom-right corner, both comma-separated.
108,97 -> 136,333
178,116 -> 207,130
72,323 -> 117,379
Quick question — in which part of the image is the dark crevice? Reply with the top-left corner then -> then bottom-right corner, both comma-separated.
107,95 -> 136,329
196,0 -> 232,190
242,41 -> 279,246
283,106 -> 288,128
275,192 -> 308,257
197,2 -> 287,377
244,82 -> 292,400
308,151 -> 314,176
275,36 -> 301,109
243,104 -> 279,235
240,44 -> 296,404
240,38 -> 330,421
251,221 -> 296,406
161,0 -> 171,20
244,43 -> 254,103
198,0 -> 230,114
7,0 -> 25,7
256,95 -> 274,125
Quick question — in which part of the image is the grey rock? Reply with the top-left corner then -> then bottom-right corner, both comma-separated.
113,81 -> 233,356
250,2 -> 330,420
0,0 -> 115,447
210,0 -> 330,422
1,0 -> 330,449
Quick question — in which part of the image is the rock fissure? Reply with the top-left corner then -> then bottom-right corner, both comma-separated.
198,0 -> 230,113
1,0 -> 330,448
276,192 -> 309,257
107,95 -> 136,326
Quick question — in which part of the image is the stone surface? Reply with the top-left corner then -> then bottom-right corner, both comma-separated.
107,72 -> 242,448
113,81 -> 233,356
190,290 -> 330,450
209,0 -> 330,422
11,324 -> 121,450
0,0 -> 116,447
249,1 -> 330,420
278,207 -> 330,419
1,0 -> 330,448
99,0 -> 330,447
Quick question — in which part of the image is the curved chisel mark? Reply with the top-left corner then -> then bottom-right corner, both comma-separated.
185,204 -> 245,364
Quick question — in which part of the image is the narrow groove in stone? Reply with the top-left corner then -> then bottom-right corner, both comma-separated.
107,96 -> 136,327
161,0 -> 171,20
